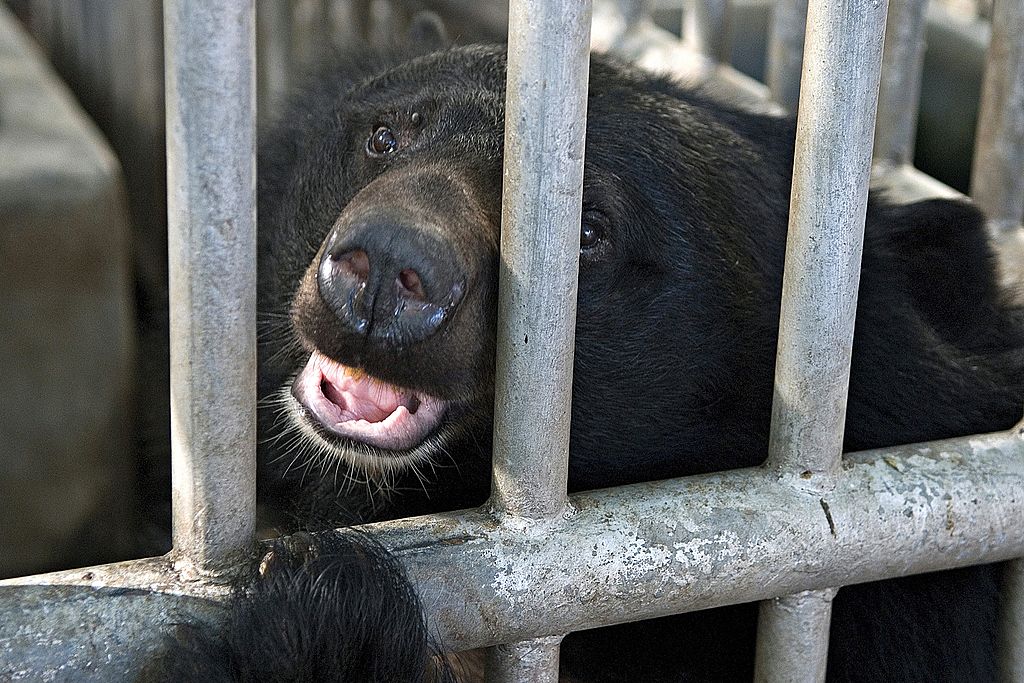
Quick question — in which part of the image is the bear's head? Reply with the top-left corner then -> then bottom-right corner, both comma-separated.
257,46 -> 800,506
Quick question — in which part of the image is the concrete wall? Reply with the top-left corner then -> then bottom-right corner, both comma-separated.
0,3 -> 137,577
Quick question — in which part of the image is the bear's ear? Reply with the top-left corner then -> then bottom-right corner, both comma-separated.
408,10 -> 449,50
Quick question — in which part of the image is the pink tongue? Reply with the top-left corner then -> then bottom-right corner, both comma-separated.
307,353 -> 411,423
291,350 -> 447,452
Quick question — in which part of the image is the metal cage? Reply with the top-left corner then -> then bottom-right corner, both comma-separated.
2,0 -> 1023,680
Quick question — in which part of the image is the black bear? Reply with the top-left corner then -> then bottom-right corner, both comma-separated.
156,40 -> 1024,682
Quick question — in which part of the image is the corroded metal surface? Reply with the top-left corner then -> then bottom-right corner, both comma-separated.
754,589 -> 837,682
4,427 -> 1021,674
164,0 -> 258,573
767,0 -> 889,481
376,426 -> 1024,651
485,636 -> 563,683
491,0 -> 592,521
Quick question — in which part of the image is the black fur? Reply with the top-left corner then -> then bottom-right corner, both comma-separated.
145,532 -> 452,683
156,42 -> 1024,682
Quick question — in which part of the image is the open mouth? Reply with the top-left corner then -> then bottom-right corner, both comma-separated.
291,350 -> 448,452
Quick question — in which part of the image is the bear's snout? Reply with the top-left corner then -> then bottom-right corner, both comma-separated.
318,214 -> 466,346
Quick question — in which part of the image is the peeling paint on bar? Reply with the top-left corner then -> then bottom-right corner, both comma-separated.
3,427 -> 1021,677
371,427 -> 1024,651
490,0 -> 593,676
758,0 -> 890,673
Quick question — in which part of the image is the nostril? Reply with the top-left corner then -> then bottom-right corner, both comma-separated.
397,268 -> 427,301
334,249 -> 370,281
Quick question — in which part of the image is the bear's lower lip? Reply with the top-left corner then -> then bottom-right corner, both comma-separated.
291,350 -> 447,451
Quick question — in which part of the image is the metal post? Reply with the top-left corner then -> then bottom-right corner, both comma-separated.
164,0 -> 257,574
492,0 -> 592,522
257,0 -> 293,127
1002,556 -> 1024,681
970,0 -> 1024,234
874,0 -> 929,166
754,589 -> 837,682
490,0 -> 592,678
683,0 -> 730,62
486,635 -> 564,683
756,0 -> 890,678
765,0 -> 808,110
766,0 -> 889,483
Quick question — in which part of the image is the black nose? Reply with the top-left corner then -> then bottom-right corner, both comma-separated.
317,216 -> 465,345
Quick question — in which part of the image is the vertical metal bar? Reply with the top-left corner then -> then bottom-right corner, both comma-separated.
756,0 -> 889,678
489,0 -> 592,679
683,0 -> 730,62
874,0 -> 929,166
765,0 -> 808,110
970,0 -> 1024,234
164,0 -> 257,574
1002,557 -> 1024,681
486,636 -> 564,683
766,0 -> 889,482
257,0 -> 293,127
755,589 -> 837,683
491,0 -> 592,521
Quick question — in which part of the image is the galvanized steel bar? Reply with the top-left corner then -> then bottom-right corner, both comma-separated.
754,589 -> 837,682
492,0 -> 592,520
766,0 -> 889,481
759,0 -> 889,674
1001,558 -> 1024,681
2,427 -> 1023,675
379,427 -> 1024,651
969,0 -> 1024,233
683,0 -> 730,61
765,0 -> 808,110
486,636 -> 563,682
490,1 -> 592,677
874,0 -> 929,166
164,0 -> 257,573
256,0 -> 293,126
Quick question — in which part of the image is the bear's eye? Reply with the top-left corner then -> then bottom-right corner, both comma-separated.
581,211 -> 606,250
367,126 -> 398,157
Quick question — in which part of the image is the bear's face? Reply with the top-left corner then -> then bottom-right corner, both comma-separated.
258,46 -> 793,491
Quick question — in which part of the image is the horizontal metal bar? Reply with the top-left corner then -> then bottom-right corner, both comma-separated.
874,0 -> 929,166
164,0 -> 258,573
384,426 -> 1024,650
754,589 -> 836,682
3,426 -> 1022,675
491,0 -> 592,520
0,558 -> 229,680
969,0 -> 1024,233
